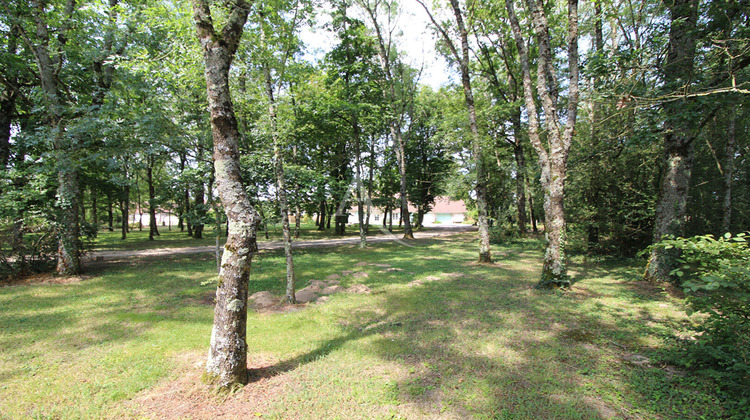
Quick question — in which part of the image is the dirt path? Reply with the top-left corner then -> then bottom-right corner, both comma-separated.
87,225 -> 476,262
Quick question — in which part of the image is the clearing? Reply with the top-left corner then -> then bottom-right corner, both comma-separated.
0,230 -> 723,419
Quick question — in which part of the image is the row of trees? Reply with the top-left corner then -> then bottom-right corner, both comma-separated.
1,0 -> 748,388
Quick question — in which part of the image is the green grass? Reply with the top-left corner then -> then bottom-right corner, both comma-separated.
0,234 -> 726,419
91,223 -> 409,251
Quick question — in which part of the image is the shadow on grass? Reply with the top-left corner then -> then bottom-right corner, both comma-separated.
0,234 -> 722,418
239,240 -> 722,418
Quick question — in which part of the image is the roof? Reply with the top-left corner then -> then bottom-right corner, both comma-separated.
407,197 -> 467,214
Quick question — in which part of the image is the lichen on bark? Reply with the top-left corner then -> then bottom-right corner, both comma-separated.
191,0 -> 255,390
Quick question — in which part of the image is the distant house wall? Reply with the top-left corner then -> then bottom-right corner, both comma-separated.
129,212 -> 180,227
345,197 -> 467,225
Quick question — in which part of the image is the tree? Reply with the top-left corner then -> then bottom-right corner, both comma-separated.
405,87 -> 453,228
358,0 -> 417,240
646,0 -> 750,281
250,1 -> 308,303
191,0 -> 258,389
324,5 -> 382,239
417,0 -> 493,262
506,0 -> 580,288
470,3 -> 529,236
20,0 -> 82,275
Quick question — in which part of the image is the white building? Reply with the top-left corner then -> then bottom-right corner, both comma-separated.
347,197 -> 468,225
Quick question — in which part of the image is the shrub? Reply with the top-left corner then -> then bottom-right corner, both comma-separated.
489,222 -> 520,244
0,224 -> 57,282
650,233 -> 750,414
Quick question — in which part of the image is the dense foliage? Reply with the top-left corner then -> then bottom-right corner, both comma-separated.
650,233 -> 750,413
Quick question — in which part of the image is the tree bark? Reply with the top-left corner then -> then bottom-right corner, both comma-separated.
135,173 -> 143,231
417,0 -> 491,261
449,0 -> 491,262
120,184 -> 129,240
147,157 -> 159,240
327,203 -> 333,229
507,0 -> 580,287
192,0 -> 257,389
646,0 -> 699,282
527,179 -> 538,233
28,0 -> 82,275
511,112 -> 527,235
178,153 -> 186,232
361,1 -> 413,240
193,146 -> 206,239
107,197 -> 114,231
293,145 -> 301,239
354,116 -> 367,248
722,112 -> 735,233
261,54 -> 296,303
318,200 -> 326,231
366,135 -> 375,234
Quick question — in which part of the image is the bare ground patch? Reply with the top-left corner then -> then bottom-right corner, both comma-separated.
1,272 -> 90,288
128,352 -> 296,420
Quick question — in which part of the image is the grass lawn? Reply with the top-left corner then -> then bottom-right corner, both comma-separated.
91,223 -> 409,251
0,233 -> 726,419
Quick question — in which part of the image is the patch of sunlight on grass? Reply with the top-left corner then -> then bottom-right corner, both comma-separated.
0,233 -> 728,419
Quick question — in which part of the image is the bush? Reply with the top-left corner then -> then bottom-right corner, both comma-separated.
489,222 -> 520,244
0,225 -> 57,282
650,233 -> 750,414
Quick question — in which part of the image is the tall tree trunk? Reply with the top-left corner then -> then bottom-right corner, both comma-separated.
586,0 -> 604,251
107,197 -> 114,231
136,174 -> 143,231
293,145 -> 301,239
208,170 -> 222,273
261,57 -> 296,303
361,2 -> 413,240
394,129 -> 414,239
507,0 -> 580,287
646,0 -> 699,282
186,186 -> 193,237
327,203 -> 333,230
722,111 -> 735,233
120,184 -> 129,240
450,0 -> 491,262
317,200 -> 326,231
511,114 -> 528,235
147,157 -> 159,240
10,147 -> 27,264
194,187 -> 205,239
354,117 -> 367,248
192,0 -> 256,389
91,188 -> 98,233
193,145 -> 206,239
178,153 -> 186,232
418,0 -> 491,261
28,0 -> 81,275
366,135 -> 375,234
527,180 -> 538,233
